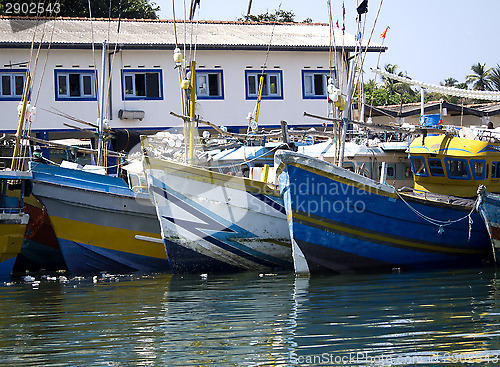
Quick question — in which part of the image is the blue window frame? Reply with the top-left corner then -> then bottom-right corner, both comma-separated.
0,69 -> 27,100
427,158 -> 445,177
196,70 -> 224,99
492,162 -> 500,178
470,159 -> 486,180
122,69 -> 163,100
245,70 -> 283,100
444,157 -> 471,180
410,156 -> 428,177
55,69 -> 97,101
301,70 -> 332,99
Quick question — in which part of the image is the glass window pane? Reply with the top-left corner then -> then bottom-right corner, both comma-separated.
14,75 -> 24,95
314,74 -> 324,95
208,73 -> 219,96
82,75 -> 92,95
197,75 -> 207,95
145,72 -> 159,98
428,159 -> 444,176
58,75 -> 67,96
69,73 -> 81,97
1,75 -> 11,95
135,73 -> 146,96
304,75 -> 313,94
269,75 -> 277,95
248,75 -> 256,95
447,159 -> 469,178
125,75 -> 133,95
412,157 -> 427,175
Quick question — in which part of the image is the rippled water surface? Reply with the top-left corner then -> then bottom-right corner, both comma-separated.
1,268 -> 500,366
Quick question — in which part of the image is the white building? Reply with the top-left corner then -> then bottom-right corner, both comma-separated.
0,17 -> 385,139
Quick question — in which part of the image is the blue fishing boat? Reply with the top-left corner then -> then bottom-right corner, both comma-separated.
476,186 -> 500,263
29,161 -> 169,275
275,150 -> 492,274
0,170 -> 31,281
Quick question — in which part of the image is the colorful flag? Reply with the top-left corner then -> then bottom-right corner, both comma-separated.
380,26 -> 390,39
335,19 -> 339,28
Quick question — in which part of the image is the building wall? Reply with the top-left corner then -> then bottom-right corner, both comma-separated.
0,46 -> 347,136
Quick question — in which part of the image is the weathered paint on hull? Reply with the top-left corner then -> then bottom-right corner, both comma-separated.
30,162 -> 169,275
276,151 -> 492,274
145,157 -> 292,273
0,220 -> 27,281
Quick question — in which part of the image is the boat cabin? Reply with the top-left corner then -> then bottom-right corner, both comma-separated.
408,129 -> 500,197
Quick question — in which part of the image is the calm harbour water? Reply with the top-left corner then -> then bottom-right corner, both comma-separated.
1,267 -> 500,366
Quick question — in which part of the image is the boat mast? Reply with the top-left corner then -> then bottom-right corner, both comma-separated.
97,40 -> 107,167
11,75 -> 31,171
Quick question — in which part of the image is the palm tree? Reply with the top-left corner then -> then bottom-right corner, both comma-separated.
442,77 -> 458,87
381,64 -> 415,104
466,63 -> 492,91
488,64 -> 500,91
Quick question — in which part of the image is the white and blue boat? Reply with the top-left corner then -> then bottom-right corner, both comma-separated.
142,135 -> 292,273
476,186 -> 500,263
29,161 -> 170,275
275,150 -> 492,274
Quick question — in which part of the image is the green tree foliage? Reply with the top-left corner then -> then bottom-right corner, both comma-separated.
239,9 -> 296,23
0,0 -> 160,19
466,62 -> 492,91
488,64 -> 500,91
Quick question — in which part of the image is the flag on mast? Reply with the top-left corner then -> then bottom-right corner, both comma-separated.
380,26 -> 390,39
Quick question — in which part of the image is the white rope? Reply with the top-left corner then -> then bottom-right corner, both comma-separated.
396,190 -> 476,237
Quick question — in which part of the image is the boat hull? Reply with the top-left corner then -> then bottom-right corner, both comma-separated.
13,202 -> 66,272
30,162 -> 169,275
276,151 -> 492,274
0,215 -> 28,281
476,188 -> 500,262
145,157 -> 292,273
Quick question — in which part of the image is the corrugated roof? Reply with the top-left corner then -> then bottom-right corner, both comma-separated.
0,16 -> 386,51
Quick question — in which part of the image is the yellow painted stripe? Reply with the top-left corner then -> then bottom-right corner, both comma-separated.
50,216 -> 167,259
0,223 -> 25,261
292,212 -> 484,255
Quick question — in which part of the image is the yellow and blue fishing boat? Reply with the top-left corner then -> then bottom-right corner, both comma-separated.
0,170 -> 31,281
408,127 -> 500,198
275,150 -> 491,274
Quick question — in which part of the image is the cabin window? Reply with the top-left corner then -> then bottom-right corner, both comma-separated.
470,159 -> 486,180
378,164 -> 396,179
428,158 -> 445,177
410,157 -> 428,177
55,70 -> 97,101
492,162 -> 500,178
245,70 -> 283,100
445,158 -> 470,180
196,70 -> 223,99
302,70 -> 332,99
0,69 -> 26,100
122,69 -> 162,100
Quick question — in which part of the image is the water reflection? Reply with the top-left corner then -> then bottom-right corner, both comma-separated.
0,268 -> 499,366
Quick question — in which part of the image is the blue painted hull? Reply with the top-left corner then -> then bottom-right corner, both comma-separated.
0,257 -> 16,282
476,188 -> 500,263
58,238 -> 170,275
276,151 -> 492,273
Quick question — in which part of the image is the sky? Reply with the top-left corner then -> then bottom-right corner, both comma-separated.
153,0 -> 500,86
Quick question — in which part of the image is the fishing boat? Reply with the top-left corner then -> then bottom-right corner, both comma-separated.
142,134 -> 292,273
0,170 -> 31,281
476,185 -> 500,263
408,127 -> 500,198
275,150 -> 492,274
29,160 -> 169,275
